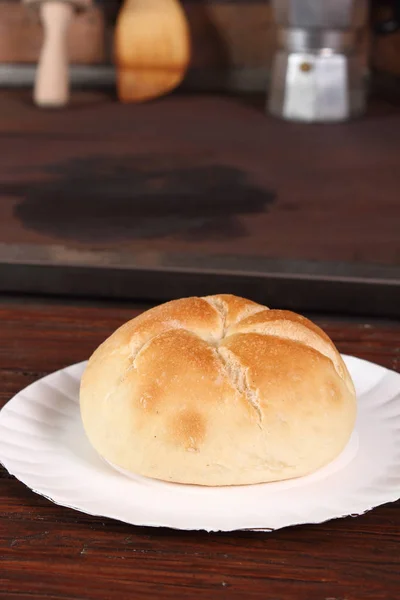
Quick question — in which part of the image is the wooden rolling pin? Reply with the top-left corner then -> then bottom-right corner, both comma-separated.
24,0 -> 91,107
114,0 -> 191,103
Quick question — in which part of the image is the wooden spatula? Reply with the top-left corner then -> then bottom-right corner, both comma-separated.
24,0 -> 91,107
114,0 -> 191,103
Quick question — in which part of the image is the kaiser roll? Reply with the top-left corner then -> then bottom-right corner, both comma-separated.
80,294 -> 356,486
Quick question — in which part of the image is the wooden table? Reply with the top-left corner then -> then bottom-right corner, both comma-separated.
0,296 -> 399,599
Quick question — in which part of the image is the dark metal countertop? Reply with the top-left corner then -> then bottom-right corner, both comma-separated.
0,91 -> 399,317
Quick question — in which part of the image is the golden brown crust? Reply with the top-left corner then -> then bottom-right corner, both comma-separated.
80,295 -> 357,486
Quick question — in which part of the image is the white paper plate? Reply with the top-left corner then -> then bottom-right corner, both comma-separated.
1,356 -> 399,532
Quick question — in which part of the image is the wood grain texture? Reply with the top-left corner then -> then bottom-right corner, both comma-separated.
0,297 -> 399,599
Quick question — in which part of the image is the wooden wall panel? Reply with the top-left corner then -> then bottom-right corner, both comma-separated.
372,33 -> 400,77
0,2 -> 273,69
185,3 -> 273,69
0,2 -> 107,63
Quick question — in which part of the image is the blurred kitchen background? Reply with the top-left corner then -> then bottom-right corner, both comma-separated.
0,0 -> 399,317
0,0 -> 400,91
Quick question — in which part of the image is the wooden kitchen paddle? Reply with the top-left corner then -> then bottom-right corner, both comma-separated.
114,0 -> 191,103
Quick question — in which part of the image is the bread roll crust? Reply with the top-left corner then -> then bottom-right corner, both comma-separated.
80,295 -> 356,486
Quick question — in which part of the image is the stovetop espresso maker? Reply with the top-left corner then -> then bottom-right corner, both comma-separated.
268,0 -> 369,122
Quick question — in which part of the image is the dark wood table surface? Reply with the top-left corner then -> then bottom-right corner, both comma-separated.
1,296 -> 399,600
